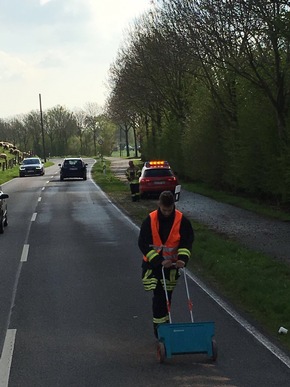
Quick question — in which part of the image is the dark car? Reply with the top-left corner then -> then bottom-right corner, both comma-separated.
0,189 -> 9,234
19,157 -> 45,177
139,160 -> 178,198
59,158 -> 87,181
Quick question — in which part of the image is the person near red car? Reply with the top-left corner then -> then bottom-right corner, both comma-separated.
125,160 -> 141,202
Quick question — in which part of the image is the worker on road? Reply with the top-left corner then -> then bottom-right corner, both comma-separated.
138,190 -> 194,338
125,160 -> 141,202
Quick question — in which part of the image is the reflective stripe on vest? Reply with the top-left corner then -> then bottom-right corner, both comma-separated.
143,209 -> 182,262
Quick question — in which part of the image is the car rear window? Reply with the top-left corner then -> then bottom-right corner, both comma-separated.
144,169 -> 174,178
64,160 -> 82,167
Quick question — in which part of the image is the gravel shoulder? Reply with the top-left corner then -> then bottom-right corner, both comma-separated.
108,157 -> 290,264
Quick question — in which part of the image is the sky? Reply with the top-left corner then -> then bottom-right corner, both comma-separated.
0,0 -> 152,119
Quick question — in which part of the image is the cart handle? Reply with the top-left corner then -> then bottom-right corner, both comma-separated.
161,265 -> 194,323
182,267 -> 194,323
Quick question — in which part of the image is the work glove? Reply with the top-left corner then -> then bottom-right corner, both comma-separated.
176,260 -> 185,268
162,259 -> 173,268
177,254 -> 188,267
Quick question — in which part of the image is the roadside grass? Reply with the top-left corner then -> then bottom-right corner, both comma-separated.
93,158 -> 290,352
192,223 -> 290,344
0,166 -> 19,185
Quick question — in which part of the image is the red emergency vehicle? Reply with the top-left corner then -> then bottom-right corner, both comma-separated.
139,161 -> 178,198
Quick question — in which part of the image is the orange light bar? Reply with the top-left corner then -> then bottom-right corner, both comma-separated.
145,160 -> 170,168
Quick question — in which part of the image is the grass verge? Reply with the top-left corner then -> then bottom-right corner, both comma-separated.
0,166 -> 19,185
92,158 -> 290,353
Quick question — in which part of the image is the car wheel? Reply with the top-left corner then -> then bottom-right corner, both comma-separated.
83,175 -> 87,180
0,214 -> 4,234
211,338 -> 218,361
4,214 -> 8,227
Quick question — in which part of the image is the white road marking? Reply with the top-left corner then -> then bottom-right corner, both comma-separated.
0,329 -> 16,387
20,244 -> 29,262
31,213 -> 37,222
38,197 -> 41,202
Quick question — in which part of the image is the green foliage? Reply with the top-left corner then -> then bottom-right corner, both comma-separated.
105,1 -> 290,207
0,106 -> 119,162
0,166 -> 19,184
182,87 -> 225,185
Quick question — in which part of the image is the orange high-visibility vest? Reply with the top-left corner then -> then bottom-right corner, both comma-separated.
143,209 -> 182,262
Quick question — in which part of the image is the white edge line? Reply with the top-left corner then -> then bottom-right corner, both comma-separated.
21,244 -> 29,262
0,329 -> 16,387
38,197 -> 41,202
31,213 -> 37,222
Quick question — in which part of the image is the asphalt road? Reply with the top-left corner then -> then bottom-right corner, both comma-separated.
0,159 -> 290,386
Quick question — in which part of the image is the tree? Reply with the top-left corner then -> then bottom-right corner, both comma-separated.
45,106 -> 77,155
83,102 -> 102,156
73,109 -> 87,155
23,111 -> 43,156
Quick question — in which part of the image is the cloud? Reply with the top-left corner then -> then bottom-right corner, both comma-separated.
40,0 -> 53,5
0,51 -> 38,83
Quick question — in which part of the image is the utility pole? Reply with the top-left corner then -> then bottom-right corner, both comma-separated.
39,93 -> 46,162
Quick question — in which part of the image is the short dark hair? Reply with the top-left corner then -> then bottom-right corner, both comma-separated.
159,191 -> 175,206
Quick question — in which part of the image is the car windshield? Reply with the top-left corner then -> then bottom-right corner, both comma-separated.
144,169 -> 173,177
23,158 -> 40,165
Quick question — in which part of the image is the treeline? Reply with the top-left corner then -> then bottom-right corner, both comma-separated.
107,0 -> 290,205
0,104 -> 118,159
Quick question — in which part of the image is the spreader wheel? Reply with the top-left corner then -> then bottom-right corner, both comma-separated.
211,338 -> 218,361
157,341 -> 166,364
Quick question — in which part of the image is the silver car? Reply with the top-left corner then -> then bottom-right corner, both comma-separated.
19,157 -> 45,177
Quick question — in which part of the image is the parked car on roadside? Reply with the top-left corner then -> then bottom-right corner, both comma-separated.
19,157 -> 45,177
0,189 -> 9,234
59,158 -> 87,181
139,160 -> 178,198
